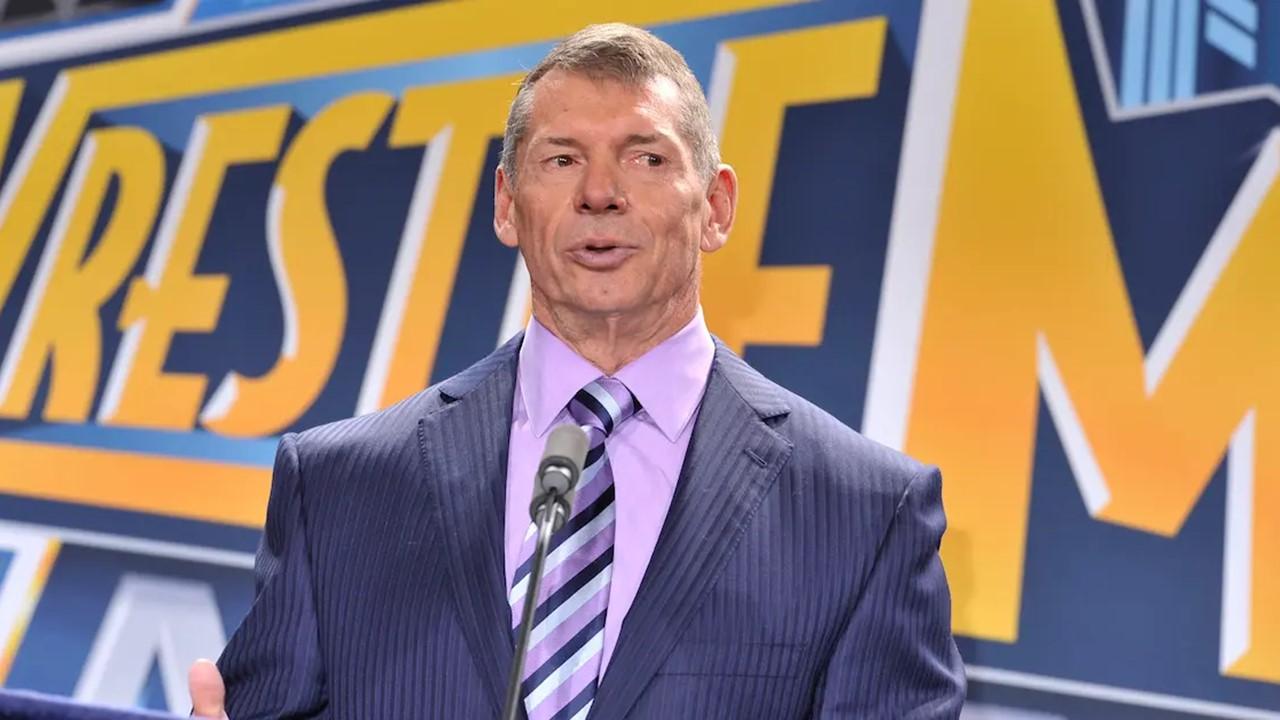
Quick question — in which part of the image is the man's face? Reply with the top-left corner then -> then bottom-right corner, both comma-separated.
494,69 -> 733,322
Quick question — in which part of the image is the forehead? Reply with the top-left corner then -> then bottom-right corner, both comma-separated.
524,68 -> 685,142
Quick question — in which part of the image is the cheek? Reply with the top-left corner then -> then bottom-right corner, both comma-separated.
516,204 -> 559,259
645,218 -> 700,285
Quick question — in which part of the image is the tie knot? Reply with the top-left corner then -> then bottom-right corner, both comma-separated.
568,377 -> 641,437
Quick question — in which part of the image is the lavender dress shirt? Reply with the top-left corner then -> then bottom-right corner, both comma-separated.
503,308 -> 714,673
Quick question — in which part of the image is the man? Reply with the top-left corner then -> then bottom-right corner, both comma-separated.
190,22 -> 965,719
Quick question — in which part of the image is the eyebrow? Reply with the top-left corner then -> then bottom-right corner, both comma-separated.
542,136 -> 584,149
621,133 -> 665,147
536,133 -> 671,149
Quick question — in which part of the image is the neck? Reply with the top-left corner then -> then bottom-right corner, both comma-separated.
532,288 -> 698,375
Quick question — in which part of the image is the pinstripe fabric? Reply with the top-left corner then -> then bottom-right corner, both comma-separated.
217,334 -> 965,719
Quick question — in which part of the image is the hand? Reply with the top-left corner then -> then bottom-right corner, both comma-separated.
189,659 -> 229,719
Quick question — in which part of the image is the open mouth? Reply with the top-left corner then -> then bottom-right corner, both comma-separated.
569,243 -> 636,269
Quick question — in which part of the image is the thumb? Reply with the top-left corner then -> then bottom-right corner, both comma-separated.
188,658 -> 228,719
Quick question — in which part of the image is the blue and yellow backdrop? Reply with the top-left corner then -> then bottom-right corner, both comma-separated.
0,0 -> 1275,717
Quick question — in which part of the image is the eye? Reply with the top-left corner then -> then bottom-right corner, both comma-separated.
546,154 -> 576,168
641,153 -> 665,168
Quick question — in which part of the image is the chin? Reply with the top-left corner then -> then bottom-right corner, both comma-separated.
565,295 -> 642,318
561,286 -> 642,315
574,303 -> 638,318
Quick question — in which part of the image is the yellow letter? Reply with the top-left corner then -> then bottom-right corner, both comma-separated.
700,20 -> 885,352
0,0 -> 799,339
901,0 -> 1278,682
0,78 -> 22,182
0,127 -> 164,421
98,106 -> 290,430
202,93 -> 394,436
355,76 -> 516,413
0,77 -> 30,311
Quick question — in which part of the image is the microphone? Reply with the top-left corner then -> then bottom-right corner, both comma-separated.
529,423 -> 589,532
503,423 -> 588,720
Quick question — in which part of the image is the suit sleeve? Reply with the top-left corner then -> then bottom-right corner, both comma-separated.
813,467 -> 966,719
217,433 -> 329,719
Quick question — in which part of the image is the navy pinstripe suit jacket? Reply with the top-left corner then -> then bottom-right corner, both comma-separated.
217,334 -> 965,718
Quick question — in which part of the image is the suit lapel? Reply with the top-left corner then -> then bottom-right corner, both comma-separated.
417,336 -> 521,716
592,342 -> 795,719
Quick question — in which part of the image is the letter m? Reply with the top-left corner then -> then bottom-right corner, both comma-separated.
864,1 -> 1278,682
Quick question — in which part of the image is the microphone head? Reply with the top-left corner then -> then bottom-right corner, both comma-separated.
534,424 -> 588,521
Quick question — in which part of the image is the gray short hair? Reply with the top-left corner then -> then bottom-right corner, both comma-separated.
500,23 -> 718,187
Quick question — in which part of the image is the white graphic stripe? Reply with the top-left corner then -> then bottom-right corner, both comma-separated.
862,0 -> 971,448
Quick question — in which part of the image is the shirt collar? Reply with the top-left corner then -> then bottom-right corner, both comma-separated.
517,307 -> 715,442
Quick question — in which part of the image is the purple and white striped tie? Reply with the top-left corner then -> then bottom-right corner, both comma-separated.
509,377 -> 640,720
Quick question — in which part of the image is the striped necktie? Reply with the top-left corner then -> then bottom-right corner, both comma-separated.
509,377 -> 640,720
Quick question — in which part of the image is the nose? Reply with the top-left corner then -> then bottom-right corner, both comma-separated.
576,161 -> 627,214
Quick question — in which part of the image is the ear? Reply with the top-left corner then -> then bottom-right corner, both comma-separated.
493,165 -> 519,249
700,164 -> 737,253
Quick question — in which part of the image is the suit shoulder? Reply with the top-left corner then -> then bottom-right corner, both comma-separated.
778,386 -> 931,476
711,342 -> 930,499
284,386 -> 439,473
287,333 -> 522,466
747,384 -> 926,512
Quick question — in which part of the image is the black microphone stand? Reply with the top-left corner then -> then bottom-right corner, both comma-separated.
501,490 -> 570,720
